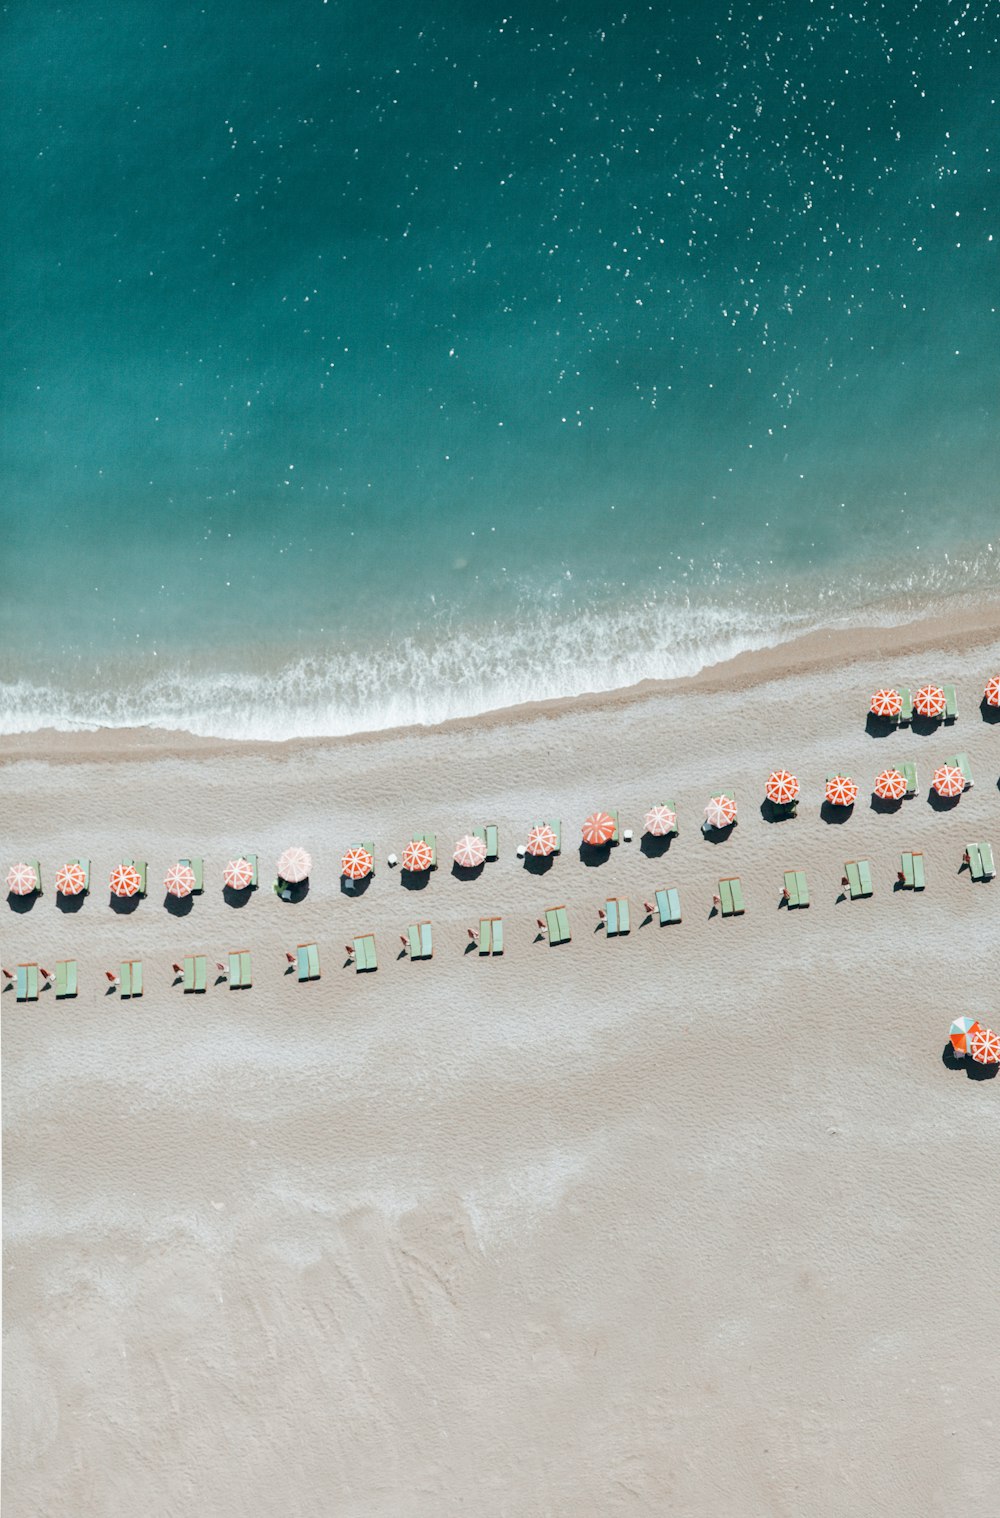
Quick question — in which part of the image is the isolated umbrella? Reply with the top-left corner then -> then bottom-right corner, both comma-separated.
914,684 -> 946,719
984,675 -> 1000,708
453,834 -> 487,868
525,824 -> 558,857
873,768 -> 907,802
766,770 -> 799,806
644,804 -> 677,836
704,795 -> 737,829
870,688 -> 901,719
164,862 -> 196,898
969,1027 -> 1000,1066
341,846 -> 373,880
582,811 -> 616,846
949,1017 -> 982,1056
932,764 -> 964,798
55,861 -> 87,896
6,862 -> 37,895
825,774 -> 859,807
401,839 -> 434,872
223,857 -> 254,890
277,846 -> 311,882
110,863 -> 142,897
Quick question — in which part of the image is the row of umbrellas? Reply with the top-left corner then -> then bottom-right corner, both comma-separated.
871,677 -> 1000,718
949,1017 -> 1000,1066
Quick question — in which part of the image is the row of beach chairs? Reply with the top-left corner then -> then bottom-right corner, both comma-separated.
877,684 -> 959,724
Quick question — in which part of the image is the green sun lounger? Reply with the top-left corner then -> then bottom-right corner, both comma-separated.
55,959 -> 78,998
606,811 -> 621,845
605,897 -> 630,935
179,857 -> 204,893
544,906 -> 570,944
946,753 -> 972,789
943,684 -> 958,722
183,955 -> 207,993
119,960 -> 142,998
473,826 -> 500,861
980,842 -> 995,878
900,851 -> 924,889
533,820 -> 562,855
966,843 -> 994,881
783,870 -> 809,907
16,964 -> 39,1002
419,833 -> 437,868
654,887 -> 681,924
353,933 -> 377,972
360,841 -> 375,876
478,916 -> 503,955
296,943 -> 320,981
242,852 -> 259,889
228,950 -> 252,988
718,878 -> 745,916
21,860 -> 42,895
901,761 -> 918,797
896,686 -> 912,725
912,852 -> 925,890
845,860 -> 873,899
407,921 -> 433,959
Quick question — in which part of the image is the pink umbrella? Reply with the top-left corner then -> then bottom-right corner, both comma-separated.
6,862 -> 38,895
873,768 -> 907,802
704,796 -> 737,829
453,834 -> 487,868
341,847 -> 373,880
914,684 -> 946,719
402,839 -> 434,872
766,770 -> 799,805
110,863 -> 142,897
969,1027 -> 1000,1065
825,775 -> 858,807
164,862 -> 196,898
525,824 -> 558,857
870,688 -> 901,718
277,846 -> 311,882
932,764 -> 964,798
55,862 -> 87,895
644,804 -> 677,836
223,858 -> 255,890
581,811 -> 616,846
984,675 -> 1000,708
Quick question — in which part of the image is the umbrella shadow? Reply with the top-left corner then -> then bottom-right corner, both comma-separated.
56,892 -> 86,913
276,878 -> 310,903
7,892 -> 38,913
223,885 -> 253,909
522,853 -> 554,875
927,789 -> 961,813
942,1042 -> 998,1080
911,713 -> 943,738
164,893 -> 194,917
451,862 -> 485,883
870,794 -> 903,815
340,874 -> 373,896
578,842 -> 612,868
640,833 -> 673,858
400,870 -> 430,891
980,698 -> 1000,725
701,823 -> 736,844
820,801 -> 853,825
865,714 -> 896,739
760,800 -> 797,824
109,894 -> 141,915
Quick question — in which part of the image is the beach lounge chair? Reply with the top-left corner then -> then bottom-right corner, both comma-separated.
980,842 -> 995,879
901,761 -> 918,797
844,860 -> 873,899
783,870 -> 809,908
946,753 -> 972,789
896,686 -> 912,725
119,960 -> 143,998
900,851 -> 924,889
605,897 -> 630,935
418,833 -> 437,868
473,826 -> 500,861
533,820 -> 562,855
228,950 -> 252,988
353,934 -> 378,972
718,878 -> 745,916
16,964 -> 39,1002
544,906 -> 571,944
55,959 -> 78,998
654,887 -> 681,925
912,852 -> 925,890
966,843 -> 994,881
296,943 -> 320,981
407,922 -> 433,959
183,955 -> 207,993
944,684 -> 958,722
478,916 -> 504,955
242,852 -> 259,889
179,857 -> 204,893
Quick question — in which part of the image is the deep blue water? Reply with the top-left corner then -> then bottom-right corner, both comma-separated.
2,1 -> 998,735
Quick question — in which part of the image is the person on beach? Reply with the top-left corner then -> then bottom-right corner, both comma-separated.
643,901 -> 655,918
400,934 -> 409,953
216,961 -> 228,977
712,894 -> 721,911
344,944 -> 355,962
781,886 -> 790,902
104,970 -> 120,986
285,952 -> 296,965
171,963 -> 183,975
1,967 -> 12,980
597,908 -> 606,923
467,927 -> 479,945
536,917 -> 547,938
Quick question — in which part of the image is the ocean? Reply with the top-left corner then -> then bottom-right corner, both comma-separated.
3,1 -> 997,738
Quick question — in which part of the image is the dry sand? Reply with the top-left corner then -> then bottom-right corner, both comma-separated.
3,614 -> 1000,1516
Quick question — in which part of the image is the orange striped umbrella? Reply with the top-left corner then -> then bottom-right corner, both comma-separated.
453,835 -> 487,868
914,684 -> 945,718
932,763 -> 964,798
525,824 -> 558,857
873,768 -> 907,801
870,688 -> 901,718
56,861 -> 88,895
223,858 -> 254,890
704,795 -> 737,829
401,839 -> 434,872
582,811 -> 616,846
110,863 -> 142,897
969,1027 -> 1000,1065
164,862 -> 196,897
766,770 -> 799,805
825,775 -> 858,806
277,846 -> 311,882
984,675 -> 1000,707
6,862 -> 38,895
644,805 -> 676,836
341,847 -> 373,880
949,1017 -> 982,1056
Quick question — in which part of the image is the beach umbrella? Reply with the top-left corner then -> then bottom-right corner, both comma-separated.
6,862 -> 37,895
401,839 -> 434,872
110,863 -> 142,897
704,795 -> 737,829
914,684 -> 946,719
55,861 -> 88,896
984,675 -> 1000,708
582,811 -> 616,846
949,1017 -> 982,1056
525,824 -> 558,857
341,846 -> 373,880
932,764 -> 964,798
277,846 -> 311,882
873,768 -> 907,802
453,834 -> 487,868
644,804 -> 677,836
825,774 -> 859,807
969,1027 -> 1000,1066
870,688 -> 901,719
223,857 -> 254,890
766,770 -> 799,805
164,862 -> 196,898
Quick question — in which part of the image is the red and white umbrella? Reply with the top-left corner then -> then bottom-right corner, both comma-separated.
453,834 -> 487,868
164,862 -> 196,898
870,688 -> 901,718
341,846 -> 373,880
277,846 -> 311,882
644,804 -> 677,836
969,1027 -> 1000,1065
55,861 -> 87,896
704,795 -> 737,829
766,770 -> 799,805
402,839 -> 434,872
932,764 -> 964,798
873,768 -> 907,802
914,684 -> 946,719
6,862 -> 37,895
223,857 -> 254,890
525,824 -> 558,857
110,863 -> 142,897
984,675 -> 1000,708
582,811 -> 616,846
949,1017 -> 982,1056
825,774 -> 858,807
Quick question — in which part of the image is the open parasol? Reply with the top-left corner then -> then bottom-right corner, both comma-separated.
873,768 -> 907,802
984,675 -> 1000,708
704,795 -> 737,829
932,764 -> 964,798
164,862 -> 196,897
110,863 -> 142,897
581,811 -> 616,846
453,835 -> 487,868
949,1017 -> 982,1056
914,684 -> 946,719
644,805 -> 677,836
825,775 -> 858,807
969,1027 -> 1000,1065
223,858 -> 254,890
401,839 -> 434,872
277,846 -> 311,882
870,688 -> 901,719
341,846 -> 373,880
525,824 -> 558,857
6,862 -> 38,895
766,770 -> 799,806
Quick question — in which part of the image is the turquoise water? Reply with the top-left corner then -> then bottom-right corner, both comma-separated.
2,2 -> 998,736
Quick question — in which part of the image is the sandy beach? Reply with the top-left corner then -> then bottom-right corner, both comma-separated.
4,611 -> 1000,1517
